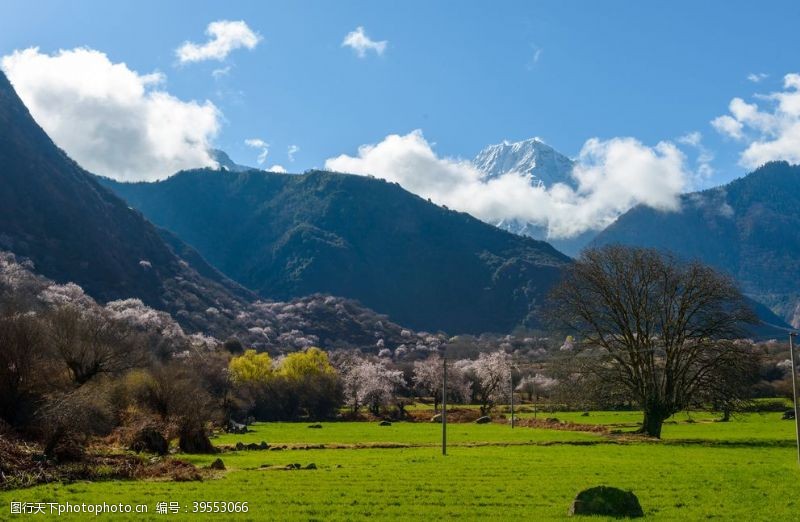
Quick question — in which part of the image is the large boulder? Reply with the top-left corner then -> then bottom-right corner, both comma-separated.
179,426 -> 216,454
475,416 -> 492,424
569,486 -> 644,518
782,410 -> 796,420
129,427 -> 168,456
379,420 -> 392,426
208,458 -> 226,470
430,414 -> 442,423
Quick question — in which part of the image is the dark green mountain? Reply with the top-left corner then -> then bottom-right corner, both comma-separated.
592,161 -> 800,328
101,169 -> 570,333
0,71 -> 426,349
0,71 -> 258,333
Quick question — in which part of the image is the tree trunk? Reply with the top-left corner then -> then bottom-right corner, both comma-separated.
721,408 -> 731,422
641,408 -> 667,438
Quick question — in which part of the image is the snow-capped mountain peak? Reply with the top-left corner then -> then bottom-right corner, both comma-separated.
472,137 -> 574,187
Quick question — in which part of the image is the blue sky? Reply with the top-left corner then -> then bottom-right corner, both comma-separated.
3,0 -> 798,183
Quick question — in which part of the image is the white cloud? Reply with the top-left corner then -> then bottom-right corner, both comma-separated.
245,138 -> 269,165
176,20 -> 261,63
712,73 -> 800,168
212,66 -> 231,79
325,130 -> 692,238
342,26 -> 387,58
678,131 -> 714,182
287,144 -> 300,162
268,165 -> 286,173
747,72 -> 768,83
711,114 -> 744,140
1,47 -> 220,181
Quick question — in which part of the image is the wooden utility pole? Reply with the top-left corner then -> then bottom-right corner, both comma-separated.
789,333 -> 800,467
510,373 -> 515,428
442,355 -> 447,456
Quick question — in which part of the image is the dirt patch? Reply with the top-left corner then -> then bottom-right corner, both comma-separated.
516,418 -> 610,434
1,431 -> 208,490
408,408 -> 482,423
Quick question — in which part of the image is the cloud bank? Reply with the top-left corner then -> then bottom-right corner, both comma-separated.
713,73 -> 800,168
325,131 -> 691,238
2,47 -> 220,181
245,138 -> 269,165
342,27 -> 387,58
176,20 -> 261,63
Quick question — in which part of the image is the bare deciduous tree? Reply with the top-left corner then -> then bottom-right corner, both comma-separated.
549,245 -> 756,438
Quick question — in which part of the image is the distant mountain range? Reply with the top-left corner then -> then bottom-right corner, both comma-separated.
593,161 -> 800,329
0,71 -> 423,350
2,64 -> 793,339
101,168 -> 571,334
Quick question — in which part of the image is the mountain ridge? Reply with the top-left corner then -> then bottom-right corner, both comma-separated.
101,167 -> 571,334
592,161 -> 800,328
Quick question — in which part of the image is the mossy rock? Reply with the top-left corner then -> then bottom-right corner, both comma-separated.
475,416 -> 492,424
569,486 -> 644,518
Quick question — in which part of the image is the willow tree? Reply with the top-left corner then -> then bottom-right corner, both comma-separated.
549,245 -> 757,438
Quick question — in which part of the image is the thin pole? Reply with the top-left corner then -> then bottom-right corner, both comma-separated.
789,333 -> 800,467
442,355 -> 447,456
510,374 -> 515,428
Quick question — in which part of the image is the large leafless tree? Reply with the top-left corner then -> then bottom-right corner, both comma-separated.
549,245 -> 757,437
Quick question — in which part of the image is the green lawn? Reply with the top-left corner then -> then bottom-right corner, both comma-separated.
213,420 -> 600,447
2,414 -> 798,520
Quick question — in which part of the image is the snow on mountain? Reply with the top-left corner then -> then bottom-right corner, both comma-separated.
472,138 -> 594,256
473,137 -> 575,187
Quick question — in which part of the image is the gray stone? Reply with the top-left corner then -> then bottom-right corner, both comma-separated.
475,416 -> 492,424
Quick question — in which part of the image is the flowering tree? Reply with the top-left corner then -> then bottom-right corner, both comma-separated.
412,356 -> 471,411
341,358 -> 404,415
516,374 -> 558,401
469,350 -> 512,415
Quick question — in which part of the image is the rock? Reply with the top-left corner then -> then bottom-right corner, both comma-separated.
269,446 -> 283,451
305,463 -> 317,470
308,423 -> 323,429
475,416 -> 492,424
782,410 -> 796,420
546,417 -> 561,423
209,458 -> 225,470
430,414 -> 442,423
227,421 -> 247,434
259,441 -> 269,450
569,486 -> 644,518
293,463 -> 302,469
379,420 -> 392,426
129,427 -> 168,456
581,412 -> 590,417
178,426 -> 216,454
235,442 -> 245,451
246,443 -> 260,450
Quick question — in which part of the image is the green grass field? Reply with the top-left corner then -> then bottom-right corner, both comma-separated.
2,412 -> 799,520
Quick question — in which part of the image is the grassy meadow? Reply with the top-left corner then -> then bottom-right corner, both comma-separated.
2,410 -> 798,520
